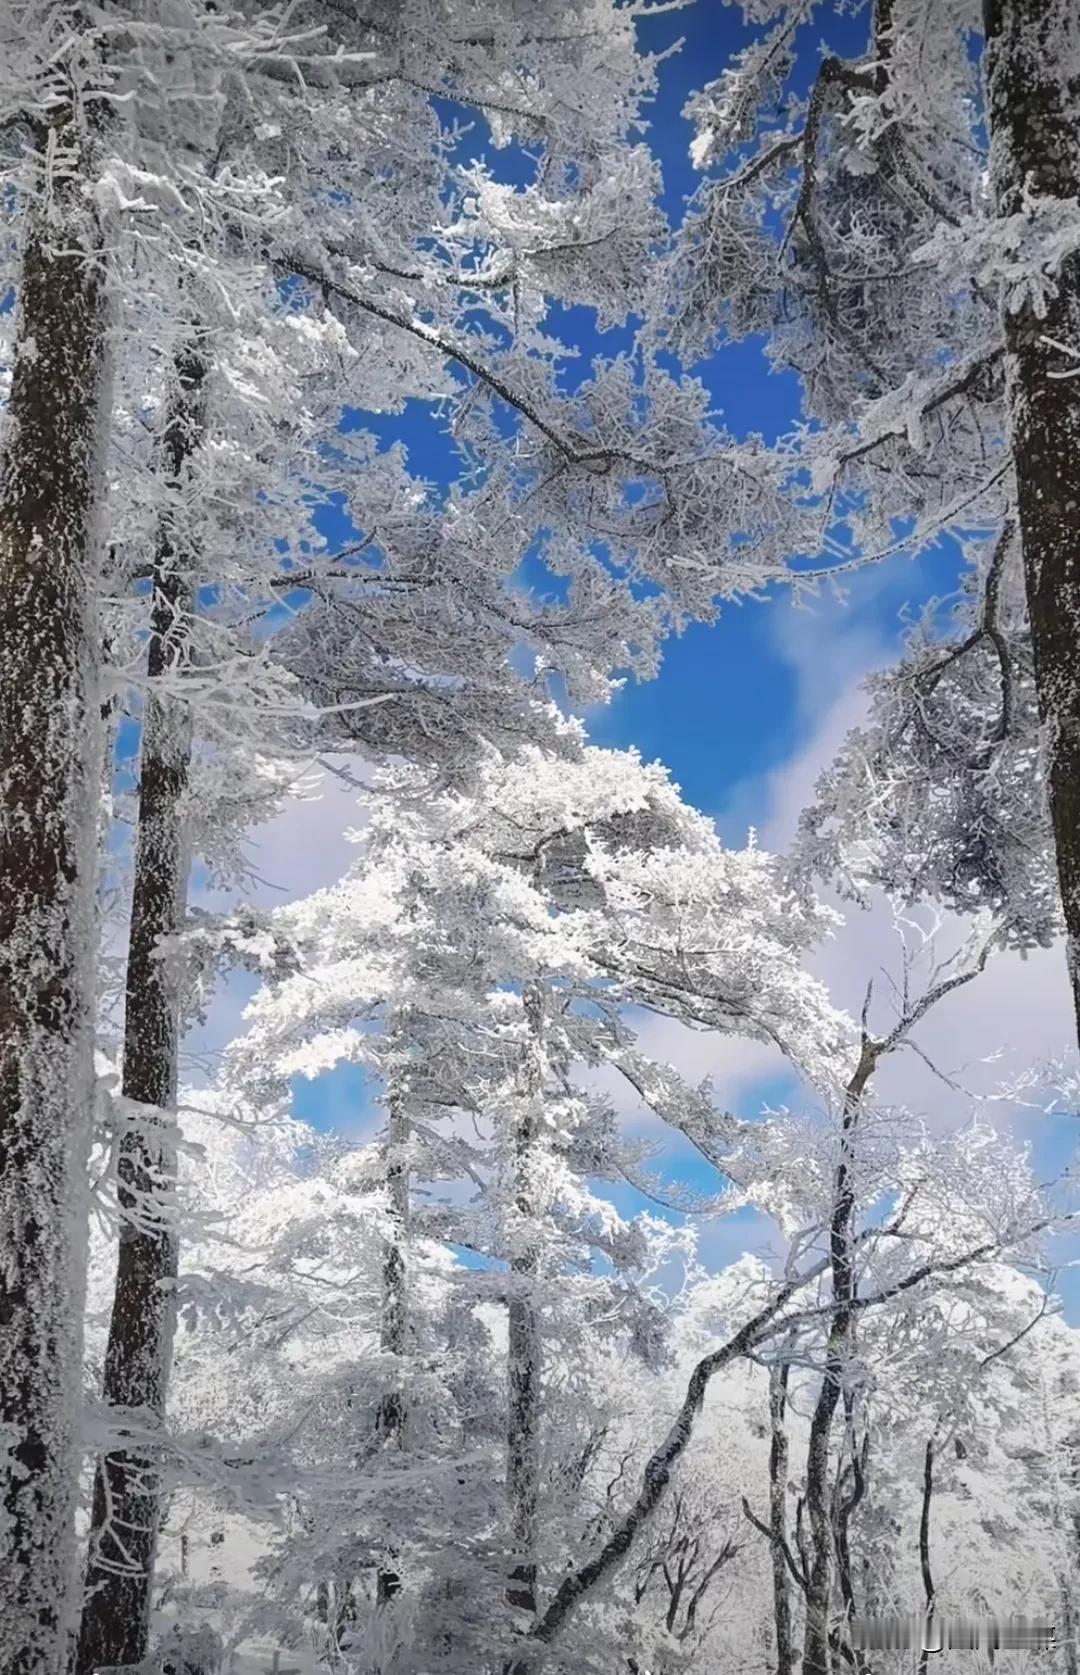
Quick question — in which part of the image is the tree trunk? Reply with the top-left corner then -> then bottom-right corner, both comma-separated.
0,116 -> 111,1675
506,1278 -> 542,1618
1058,1577 -> 1079,1675
983,0 -> 1080,1045
801,1041 -> 875,1675
832,1404 -> 868,1674
507,982 -> 545,1624
376,1094 -> 409,1607
916,1435 -> 937,1675
768,1361 -> 795,1675
802,1389 -> 842,1675
76,346 -> 207,1675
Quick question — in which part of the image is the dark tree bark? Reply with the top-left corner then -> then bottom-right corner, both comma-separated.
0,111 -> 111,1675
801,1037 -> 876,1675
916,1434 -> 937,1675
75,345 -> 207,1675
833,1411 -> 869,1675
983,0 -> 1080,1046
376,1093 -> 410,1607
769,1361 -> 796,1675
507,982 -> 545,1624
506,1274 -> 542,1619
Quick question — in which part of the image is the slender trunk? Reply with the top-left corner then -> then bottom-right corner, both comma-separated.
76,346 -> 207,1675
507,982 -> 545,1624
0,113 -> 111,1675
916,1435 -> 936,1675
376,1094 -> 409,1607
802,1382 -> 842,1675
801,1041 -> 875,1675
769,1361 -> 795,1675
796,2 -> 894,1627
983,0 -> 1080,1045
1058,1578 -> 1079,1675
506,1276 -> 542,1617
832,1408 -> 868,1674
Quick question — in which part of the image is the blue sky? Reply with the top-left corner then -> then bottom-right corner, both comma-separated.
188,2 -> 1080,1319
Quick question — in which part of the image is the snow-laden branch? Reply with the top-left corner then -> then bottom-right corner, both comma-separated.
524,1205 -> 1070,1659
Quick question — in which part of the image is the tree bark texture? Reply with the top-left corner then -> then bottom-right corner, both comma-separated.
76,345 -> 207,1675
916,1435 -> 937,1675
769,1361 -> 795,1675
0,119 -> 111,1675
507,982 -> 545,1624
801,1040 -> 875,1675
983,0 -> 1080,1047
376,1094 -> 410,1607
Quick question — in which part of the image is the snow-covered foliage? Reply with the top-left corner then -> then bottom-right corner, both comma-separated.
792,547 -> 1058,953
110,1080 -> 1078,1675
664,0 -> 1080,1027
5,3 -> 1080,1675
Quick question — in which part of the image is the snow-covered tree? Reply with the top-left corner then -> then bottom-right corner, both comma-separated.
1,33 -> 114,1670
983,0 -> 1080,1044
9,9 -> 1080,1674
669,0 -> 1080,1044
3,2 -> 891,1656
716,933 -> 1069,1675
791,542 -> 1056,955
214,739 -> 1080,1673
195,735 -> 850,1662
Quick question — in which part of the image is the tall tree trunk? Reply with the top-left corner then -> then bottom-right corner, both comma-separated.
506,1267 -> 542,1619
0,113 -> 111,1675
832,1403 -> 868,1674
376,1092 -> 410,1608
916,1434 -> 937,1675
768,1361 -> 795,1675
1058,1574 -> 1079,1675
801,1040 -> 876,1675
983,0 -> 1080,1045
76,345 -> 207,1675
507,982 -> 545,1625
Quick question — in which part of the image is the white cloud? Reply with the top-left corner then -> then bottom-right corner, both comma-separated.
183,755 -> 372,1079
220,755 -> 372,910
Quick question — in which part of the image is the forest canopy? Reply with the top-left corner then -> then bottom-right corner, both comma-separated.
2,2 -> 1080,1674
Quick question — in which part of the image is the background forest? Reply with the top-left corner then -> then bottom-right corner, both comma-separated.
3,2 -> 1080,1674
